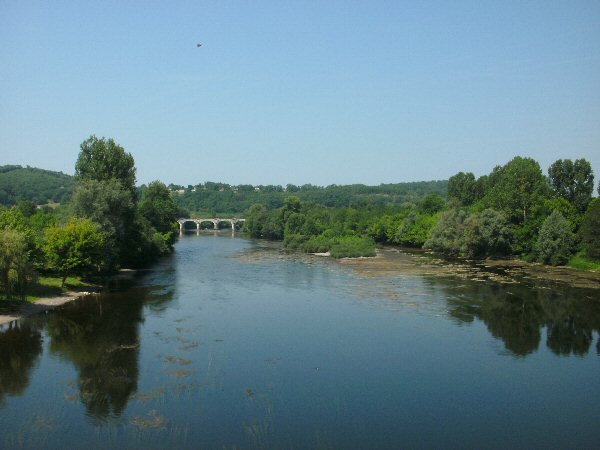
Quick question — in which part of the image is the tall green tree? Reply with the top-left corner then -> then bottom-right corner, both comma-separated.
44,218 -> 105,287
75,136 -> 136,194
484,156 -> 549,224
548,158 -> 594,213
138,181 -> 179,235
447,172 -> 476,205
70,179 -> 135,269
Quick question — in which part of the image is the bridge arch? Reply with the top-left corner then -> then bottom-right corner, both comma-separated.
178,218 -> 245,233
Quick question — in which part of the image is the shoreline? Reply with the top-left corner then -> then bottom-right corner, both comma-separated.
0,268 -> 143,326
0,290 -> 98,326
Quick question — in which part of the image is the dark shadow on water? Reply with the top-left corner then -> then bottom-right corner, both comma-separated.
0,320 -> 43,407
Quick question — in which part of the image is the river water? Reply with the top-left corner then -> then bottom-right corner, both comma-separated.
1,233 -> 599,449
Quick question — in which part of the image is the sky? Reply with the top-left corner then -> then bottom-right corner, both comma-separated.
1,1 -> 599,187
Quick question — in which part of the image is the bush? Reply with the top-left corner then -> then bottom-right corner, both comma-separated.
534,210 -> 575,265
424,208 -> 469,256
462,209 -> 512,258
329,236 -> 376,258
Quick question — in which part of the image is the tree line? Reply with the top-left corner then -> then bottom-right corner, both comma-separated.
244,156 -> 599,265
0,136 -> 179,299
173,180 -> 448,216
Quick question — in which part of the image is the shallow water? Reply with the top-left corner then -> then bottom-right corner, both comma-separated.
1,233 -> 599,449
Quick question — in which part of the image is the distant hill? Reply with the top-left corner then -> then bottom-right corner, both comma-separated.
171,180 -> 448,215
0,165 -> 74,206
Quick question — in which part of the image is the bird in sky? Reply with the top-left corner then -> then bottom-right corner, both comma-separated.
197,43 -> 202,47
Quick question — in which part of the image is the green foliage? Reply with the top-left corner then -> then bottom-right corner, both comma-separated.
244,204 -> 269,238
462,209 -> 512,258
483,156 -> 549,224
174,180 -> 448,215
75,135 -> 137,194
568,251 -> 600,271
0,165 -> 73,206
138,181 -> 179,244
418,194 -> 445,214
329,236 -> 376,258
579,199 -> 600,261
44,218 -> 106,286
534,210 -> 575,266
447,172 -> 477,205
390,212 -> 439,247
70,179 -> 135,268
425,208 -> 512,258
0,229 -> 33,299
425,208 -> 469,256
548,158 -> 594,213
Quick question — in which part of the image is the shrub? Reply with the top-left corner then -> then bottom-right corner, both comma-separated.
534,210 -> 575,265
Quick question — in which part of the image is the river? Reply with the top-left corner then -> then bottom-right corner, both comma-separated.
1,233 -> 599,449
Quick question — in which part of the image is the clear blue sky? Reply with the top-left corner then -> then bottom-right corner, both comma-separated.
1,1 -> 599,187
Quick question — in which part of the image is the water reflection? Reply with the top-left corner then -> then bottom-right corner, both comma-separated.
437,277 -> 600,357
45,283 -> 174,422
0,320 -> 43,407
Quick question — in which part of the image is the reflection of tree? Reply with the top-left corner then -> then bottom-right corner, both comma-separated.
46,292 -> 146,421
439,277 -> 600,358
541,286 -> 600,357
0,320 -> 43,407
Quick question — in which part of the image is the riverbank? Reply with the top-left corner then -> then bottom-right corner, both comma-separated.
0,269 -> 140,325
338,248 -> 600,290
0,290 -> 97,325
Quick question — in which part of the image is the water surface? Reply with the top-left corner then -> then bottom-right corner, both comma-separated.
1,234 -> 599,449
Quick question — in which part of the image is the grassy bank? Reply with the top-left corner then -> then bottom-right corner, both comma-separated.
568,252 -> 600,271
1,276 -> 88,304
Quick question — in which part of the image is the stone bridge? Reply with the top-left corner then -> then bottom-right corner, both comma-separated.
178,218 -> 245,233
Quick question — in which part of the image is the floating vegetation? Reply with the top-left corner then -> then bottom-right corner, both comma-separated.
164,355 -> 192,366
130,410 -> 168,429
168,369 -> 193,378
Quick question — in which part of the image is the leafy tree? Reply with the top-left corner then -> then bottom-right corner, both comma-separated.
75,136 -> 136,194
447,172 -> 476,205
579,199 -> 600,261
244,204 -> 269,238
534,210 -> 575,266
138,181 -> 179,237
15,200 -> 36,218
425,208 -> 469,256
44,218 -> 106,287
548,158 -> 594,213
484,156 -> 549,224
462,209 -> 512,257
419,194 -> 445,214
0,229 -> 31,299
70,179 -> 135,269
391,212 -> 438,247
